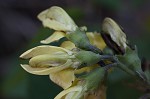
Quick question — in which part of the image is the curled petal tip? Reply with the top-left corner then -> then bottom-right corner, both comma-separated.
37,6 -> 77,31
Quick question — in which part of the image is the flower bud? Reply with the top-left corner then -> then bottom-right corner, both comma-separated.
102,17 -> 127,54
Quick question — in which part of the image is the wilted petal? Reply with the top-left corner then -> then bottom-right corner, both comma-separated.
60,41 -> 76,50
50,69 -> 75,89
86,32 -> 106,50
20,59 -> 73,75
20,45 -> 73,59
102,17 -> 127,49
40,31 -> 65,44
37,6 -> 77,31
54,86 -> 82,99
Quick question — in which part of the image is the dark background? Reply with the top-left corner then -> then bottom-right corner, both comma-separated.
1,0 -> 150,99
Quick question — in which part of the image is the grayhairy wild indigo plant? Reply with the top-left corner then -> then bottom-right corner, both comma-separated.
20,6 -> 150,99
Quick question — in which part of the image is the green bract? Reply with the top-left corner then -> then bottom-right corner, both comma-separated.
116,46 -> 145,80
75,51 -> 101,66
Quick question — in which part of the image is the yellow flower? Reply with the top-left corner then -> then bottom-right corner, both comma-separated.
37,6 -> 78,44
20,45 -> 103,89
20,45 -> 76,89
37,6 -> 79,45
54,67 -> 106,99
102,17 -> 127,50
37,6 -> 77,32
37,6 -> 106,54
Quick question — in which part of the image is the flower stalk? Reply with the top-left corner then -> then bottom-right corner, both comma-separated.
66,28 -> 103,54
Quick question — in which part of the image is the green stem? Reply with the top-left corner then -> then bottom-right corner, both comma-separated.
117,61 -> 136,77
104,63 -> 118,71
117,61 -> 150,86
88,45 -> 103,54
67,28 -> 103,54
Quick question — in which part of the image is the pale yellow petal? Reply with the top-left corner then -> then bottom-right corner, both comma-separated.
29,54 -> 69,67
74,64 -> 98,74
86,32 -> 106,50
60,41 -> 76,50
50,69 -> 75,89
40,31 -> 65,44
20,45 -> 73,59
54,86 -> 82,99
65,91 -> 82,99
20,59 -> 72,75
65,92 -> 76,99
42,19 -> 73,31
37,6 -> 77,31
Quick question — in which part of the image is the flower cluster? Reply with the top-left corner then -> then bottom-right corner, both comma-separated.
20,6 -> 150,99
